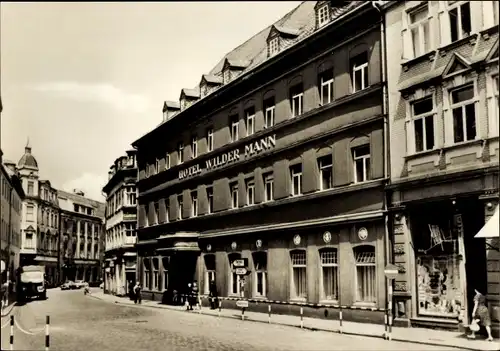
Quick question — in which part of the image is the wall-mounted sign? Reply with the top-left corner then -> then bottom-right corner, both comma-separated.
358,227 -> 368,241
256,239 -> 262,249
323,231 -> 332,244
206,244 -> 212,252
293,234 -> 301,246
231,241 -> 237,250
178,134 -> 276,180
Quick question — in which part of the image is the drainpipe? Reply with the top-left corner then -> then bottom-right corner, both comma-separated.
7,185 -> 13,290
372,1 -> 392,312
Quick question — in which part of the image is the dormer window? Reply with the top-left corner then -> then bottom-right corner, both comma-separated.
269,37 -> 279,57
318,4 -> 330,27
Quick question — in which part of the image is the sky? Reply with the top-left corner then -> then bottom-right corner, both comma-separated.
0,1 -> 301,202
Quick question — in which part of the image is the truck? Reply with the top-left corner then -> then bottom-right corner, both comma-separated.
18,265 -> 47,301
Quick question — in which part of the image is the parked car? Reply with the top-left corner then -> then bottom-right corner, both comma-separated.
74,280 -> 88,289
60,281 -> 75,290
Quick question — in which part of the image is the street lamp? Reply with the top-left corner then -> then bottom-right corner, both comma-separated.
384,263 -> 399,341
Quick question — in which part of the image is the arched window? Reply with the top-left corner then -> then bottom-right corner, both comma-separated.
290,249 -> 307,300
288,76 -> 303,118
319,248 -> 338,301
228,253 -> 242,295
204,254 -> 216,294
252,251 -> 267,297
354,245 -> 376,303
262,90 -> 276,128
349,44 -> 370,93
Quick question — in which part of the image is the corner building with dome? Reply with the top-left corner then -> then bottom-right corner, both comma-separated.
132,1 -> 390,323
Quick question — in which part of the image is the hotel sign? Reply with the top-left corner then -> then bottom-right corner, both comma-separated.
178,134 -> 276,180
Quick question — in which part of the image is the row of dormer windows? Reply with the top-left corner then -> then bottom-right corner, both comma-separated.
143,50 -> 370,178
142,144 -> 372,227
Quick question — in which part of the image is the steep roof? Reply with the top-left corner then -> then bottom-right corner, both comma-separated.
18,146 -> 38,169
57,189 -> 105,218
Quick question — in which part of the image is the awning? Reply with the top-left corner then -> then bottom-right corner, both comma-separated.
475,206 -> 499,238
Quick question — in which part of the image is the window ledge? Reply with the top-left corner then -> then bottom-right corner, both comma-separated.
405,148 -> 441,161
443,138 -> 484,152
290,298 -> 307,303
353,302 -> 377,308
319,300 -> 339,305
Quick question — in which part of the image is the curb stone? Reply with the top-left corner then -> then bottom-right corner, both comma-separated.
88,293 -> 495,351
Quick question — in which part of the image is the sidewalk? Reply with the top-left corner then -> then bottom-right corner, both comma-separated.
89,290 -> 499,351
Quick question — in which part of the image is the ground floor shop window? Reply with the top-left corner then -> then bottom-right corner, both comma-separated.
320,248 -> 339,301
161,256 -> 169,291
228,253 -> 241,295
354,245 -> 376,303
415,219 -> 463,318
252,251 -> 267,297
152,258 -> 159,291
290,250 -> 307,300
204,254 -> 216,294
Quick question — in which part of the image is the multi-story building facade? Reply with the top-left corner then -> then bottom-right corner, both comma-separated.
58,189 -> 105,283
1,159 -> 24,284
11,144 -> 105,285
383,0 -> 499,334
132,1 -> 389,322
102,150 -> 138,296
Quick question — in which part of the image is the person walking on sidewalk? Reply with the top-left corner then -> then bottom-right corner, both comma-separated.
133,281 -> 142,305
128,280 -> 134,301
192,280 -> 200,310
209,280 -> 218,310
468,289 -> 493,341
186,283 -> 193,310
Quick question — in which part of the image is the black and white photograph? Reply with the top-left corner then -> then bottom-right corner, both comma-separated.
0,1 -> 499,350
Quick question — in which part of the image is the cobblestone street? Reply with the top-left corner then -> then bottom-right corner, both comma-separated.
0,289 -> 463,351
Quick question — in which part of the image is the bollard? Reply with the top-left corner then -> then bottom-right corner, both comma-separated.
339,307 -> 343,334
268,304 -> 271,324
45,315 -> 50,351
218,299 -> 222,317
300,306 -> 304,329
241,307 -> 245,321
384,312 -> 388,340
388,313 -> 393,341
10,315 -> 14,351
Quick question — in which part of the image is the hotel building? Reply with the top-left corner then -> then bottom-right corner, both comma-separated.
132,1 -> 389,322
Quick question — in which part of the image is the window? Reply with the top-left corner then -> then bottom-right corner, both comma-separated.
228,254 -> 242,295
204,255 -> 216,295
191,191 -> 198,217
319,70 -> 334,105
253,252 -> 267,297
27,181 -> 34,196
26,205 -> 34,222
245,108 -> 255,136
264,97 -> 275,128
230,115 -> 239,142
353,145 -> 371,183
351,52 -> 369,92
290,164 -> 302,196
409,4 -> 430,58
162,257 -> 169,291
178,142 -> 184,164
177,195 -> 183,220
263,173 -> 274,202
449,1 -> 471,42
143,259 -> 151,290
291,250 -> 307,299
165,204 -> 169,223
269,37 -> 279,56
191,136 -> 198,159
494,75 -> 499,128
206,187 -> 214,214
154,202 -> 160,224
246,178 -> 255,205
290,84 -> 304,117
207,128 -> 214,152
318,155 -> 333,190
126,187 -> 136,206
354,246 -> 376,303
318,4 -> 330,27
451,84 -> 476,143
230,182 -> 238,209
412,97 -> 435,152
320,249 -> 339,301
165,154 -> 170,170
152,258 -> 159,291
24,232 -> 34,249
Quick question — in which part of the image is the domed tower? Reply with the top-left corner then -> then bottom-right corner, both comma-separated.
17,139 -> 40,262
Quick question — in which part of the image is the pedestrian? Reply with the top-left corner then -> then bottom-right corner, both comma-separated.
128,280 -> 134,300
468,289 -> 494,341
192,280 -> 199,310
209,280 -> 218,310
133,281 -> 142,304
